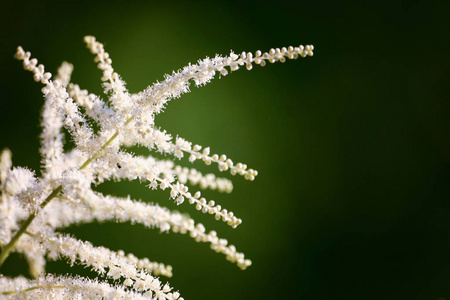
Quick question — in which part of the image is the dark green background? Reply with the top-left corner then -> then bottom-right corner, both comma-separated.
0,0 -> 449,299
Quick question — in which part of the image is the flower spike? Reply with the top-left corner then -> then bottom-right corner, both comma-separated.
1,36 -> 314,299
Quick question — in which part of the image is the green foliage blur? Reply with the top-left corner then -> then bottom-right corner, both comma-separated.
0,0 -> 449,299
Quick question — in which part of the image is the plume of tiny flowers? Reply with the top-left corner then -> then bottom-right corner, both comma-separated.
0,36 -> 313,298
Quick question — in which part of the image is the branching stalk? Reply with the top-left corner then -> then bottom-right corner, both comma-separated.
2,285 -> 65,295
0,116 -> 134,268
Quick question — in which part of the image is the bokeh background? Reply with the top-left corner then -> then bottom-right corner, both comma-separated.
0,0 -> 449,299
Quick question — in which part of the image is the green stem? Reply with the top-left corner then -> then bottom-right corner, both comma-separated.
80,116 -> 133,170
79,131 -> 119,170
0,116 -> 135,269
2,285 -> 65,295
0,186 -> 62,267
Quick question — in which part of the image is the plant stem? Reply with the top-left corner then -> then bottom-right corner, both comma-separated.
0,186 -> 62,267
80,117 -> 134,170
0,116 -> 135,269
2,285 -> 65,295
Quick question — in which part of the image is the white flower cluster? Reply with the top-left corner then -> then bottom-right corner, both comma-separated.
0,36 -> 313,298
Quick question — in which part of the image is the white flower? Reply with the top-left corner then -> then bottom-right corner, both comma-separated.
4,167 -> 36,195
0,36 -> 313,298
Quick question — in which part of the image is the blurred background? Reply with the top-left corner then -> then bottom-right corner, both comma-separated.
0,0 -> 449,299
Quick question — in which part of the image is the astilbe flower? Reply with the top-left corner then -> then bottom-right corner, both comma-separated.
0,36 -> 314,299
